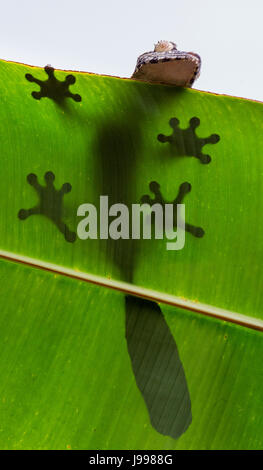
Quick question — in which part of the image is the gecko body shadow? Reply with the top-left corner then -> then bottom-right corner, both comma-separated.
125,295 -> 192,439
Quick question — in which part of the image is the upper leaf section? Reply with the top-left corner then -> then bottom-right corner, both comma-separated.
0,59 -> 263,319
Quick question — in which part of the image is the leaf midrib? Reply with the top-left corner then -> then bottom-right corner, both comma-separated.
0,248 -> 262,333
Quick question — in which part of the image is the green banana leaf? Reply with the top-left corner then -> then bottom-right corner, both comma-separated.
0,59 -> 262,449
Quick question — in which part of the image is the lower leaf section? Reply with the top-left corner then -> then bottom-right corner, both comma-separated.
0,258 -> 262,449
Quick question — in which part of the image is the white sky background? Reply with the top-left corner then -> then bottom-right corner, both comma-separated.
0,0 -> 262,101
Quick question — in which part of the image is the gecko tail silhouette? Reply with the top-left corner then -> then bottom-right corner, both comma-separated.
125,295 -> 192,439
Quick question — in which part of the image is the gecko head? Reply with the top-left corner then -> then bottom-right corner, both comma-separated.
154,40 -> 177,52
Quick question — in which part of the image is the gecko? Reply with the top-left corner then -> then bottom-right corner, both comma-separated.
131,40 -> 201,87
124,40 -> 201,440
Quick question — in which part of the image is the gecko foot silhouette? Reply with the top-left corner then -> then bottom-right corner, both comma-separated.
25,65 -> 82,103
141,180 -> 204,238
158,117 -> 220,163
18,171 -> 76,242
